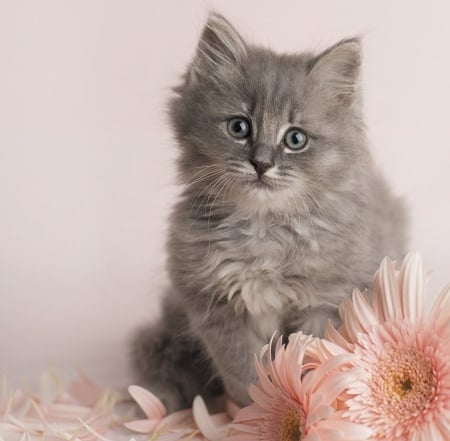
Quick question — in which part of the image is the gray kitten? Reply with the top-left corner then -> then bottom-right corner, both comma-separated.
131,13 -> 407,411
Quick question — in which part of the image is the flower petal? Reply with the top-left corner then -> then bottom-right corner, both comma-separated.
248,384 -> 272,411
315,417 -> 372,440
339,299 -> 361,343
309,368 -> 365,413
226,399 -> 240,419
156,408 -> 193,430
233,404 -> 266,423
372,268 -> 387,323
68,369 -> 103,406
124,418 -> 160,433
430,283 -> 450,338
352,289 -> 378,332
324,323 -> 353,353
399,251 -> 426,321
128,385 -> 166,420
39,371 -> 59,405
227,434 -> 257,441
192,395 -> 224,441
303,353 -> 357,398
378,256 -> 401,320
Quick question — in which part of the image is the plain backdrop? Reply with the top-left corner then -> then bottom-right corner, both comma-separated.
1,0 -> 449,388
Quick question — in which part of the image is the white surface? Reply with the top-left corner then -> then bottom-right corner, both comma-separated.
1,0 -> 449,387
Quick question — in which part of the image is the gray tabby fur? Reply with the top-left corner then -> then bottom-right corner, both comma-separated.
131,12 -> 407,411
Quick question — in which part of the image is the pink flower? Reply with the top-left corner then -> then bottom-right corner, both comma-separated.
324,252 -> 450,441
225,333 -> 372,441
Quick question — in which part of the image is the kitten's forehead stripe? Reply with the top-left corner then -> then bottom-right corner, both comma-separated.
257,113 -> 281,146
288,108 -> 296,126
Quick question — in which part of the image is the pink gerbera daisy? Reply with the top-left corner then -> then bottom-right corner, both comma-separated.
226,333 -> 372,441
324,252 -> 450,441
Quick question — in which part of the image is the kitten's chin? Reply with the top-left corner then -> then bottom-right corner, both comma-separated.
229,180 -> 292,214
241,177 -> 274,190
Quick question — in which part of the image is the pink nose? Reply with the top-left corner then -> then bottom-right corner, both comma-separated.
249,159 -> 273,177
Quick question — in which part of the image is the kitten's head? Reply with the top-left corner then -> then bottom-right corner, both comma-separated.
170,12 -> 369,213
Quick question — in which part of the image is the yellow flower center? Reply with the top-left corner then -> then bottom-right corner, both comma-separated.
370,348 -> 436,418
279,407 -> 305,441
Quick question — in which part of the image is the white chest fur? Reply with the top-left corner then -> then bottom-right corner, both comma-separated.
197,213 -> 318,327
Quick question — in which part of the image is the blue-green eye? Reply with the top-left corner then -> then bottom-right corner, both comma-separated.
228,117 -> 251,139
284,128 -> 308,151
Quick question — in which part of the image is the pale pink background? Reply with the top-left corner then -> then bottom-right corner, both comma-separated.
1,0 -> 449,387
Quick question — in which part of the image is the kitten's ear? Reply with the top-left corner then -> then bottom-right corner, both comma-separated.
308,38 -> 361,106
190,12 -> 247,81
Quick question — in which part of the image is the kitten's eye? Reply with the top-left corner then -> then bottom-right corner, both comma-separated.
227,117 -> 251,139
284,128 -> 308,151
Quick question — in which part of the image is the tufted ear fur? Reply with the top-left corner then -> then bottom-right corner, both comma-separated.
190,12 -> 247,82
308,38 -> 361,107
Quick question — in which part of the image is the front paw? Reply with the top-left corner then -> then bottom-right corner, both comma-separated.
137,383 -> 188,414
223,378 -> 253,408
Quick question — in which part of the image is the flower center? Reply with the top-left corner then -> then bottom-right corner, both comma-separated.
370,347 -> 436,418
392,373 -> 413,397
279,407 -> 305,441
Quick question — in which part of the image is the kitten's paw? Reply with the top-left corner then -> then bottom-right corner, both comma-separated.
138,383 -> 188,414
223,379 -> 253,408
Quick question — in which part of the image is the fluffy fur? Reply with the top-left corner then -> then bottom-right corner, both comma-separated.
131,12 -> 407,411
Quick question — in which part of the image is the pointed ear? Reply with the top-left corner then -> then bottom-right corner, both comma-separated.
190,12 -> 247,81
308,38 -> 361,106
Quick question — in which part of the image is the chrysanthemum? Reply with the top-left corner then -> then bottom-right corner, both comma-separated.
226,333 -> 372,441
324,252 -> 450,441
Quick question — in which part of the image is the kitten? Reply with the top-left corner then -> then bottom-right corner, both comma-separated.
131,12 -> 407,411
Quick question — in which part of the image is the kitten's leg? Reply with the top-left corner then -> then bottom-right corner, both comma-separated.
190,305 -> 264,407
130,297 -> 223,412
282,303 -> 342,337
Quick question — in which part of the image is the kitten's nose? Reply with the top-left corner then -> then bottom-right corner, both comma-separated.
249,159 -> 273,177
